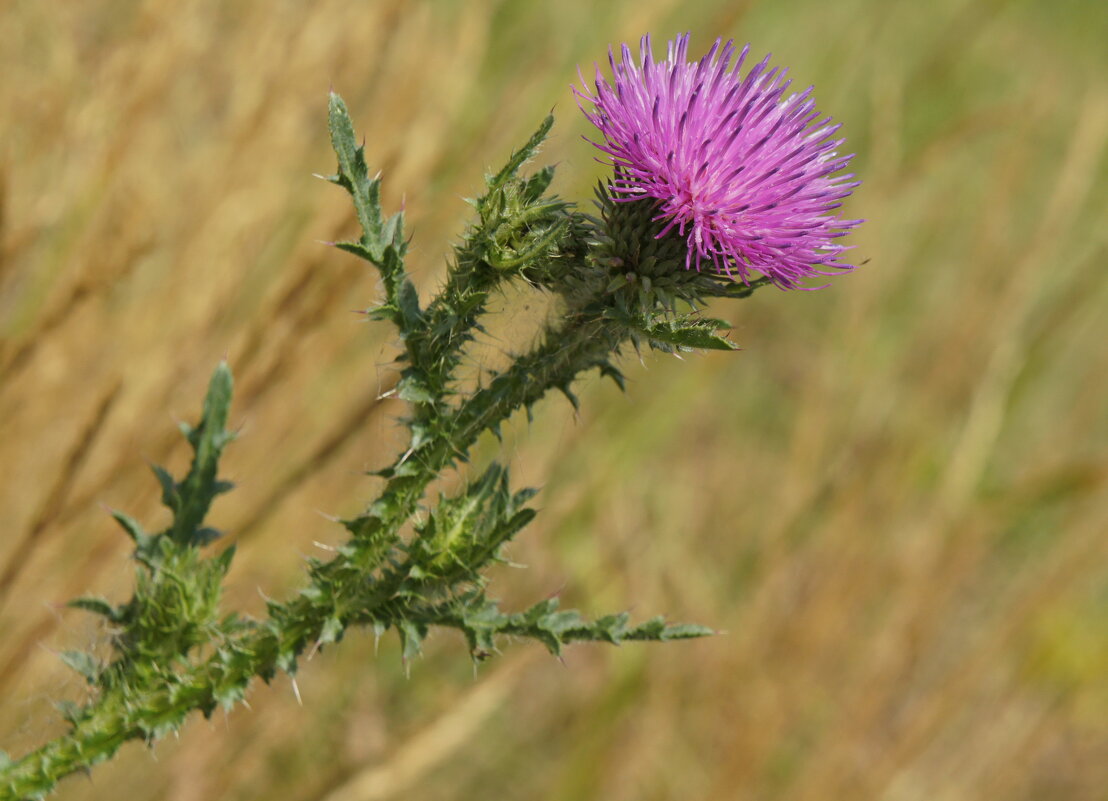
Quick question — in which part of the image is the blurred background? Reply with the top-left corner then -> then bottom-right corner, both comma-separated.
2,0 -> 1106,798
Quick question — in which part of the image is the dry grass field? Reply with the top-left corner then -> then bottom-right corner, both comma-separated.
2,0 -> 1107,799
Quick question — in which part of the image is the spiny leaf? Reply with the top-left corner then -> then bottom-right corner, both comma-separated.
319,615 -> 344,646
612,311 -> 738,352
276,647 -> 298,676
151,463 -> 178,511
214,681 -> 247,713
328,92 -> 407,281
60,651 -> 100,685
522,165 -> 556,202
194,527 -> 223,546
397,279 -> 423,330
328,93 -> 385,257
110,509 -> 150,547
335,240 -> 378,263
138,707 -> 189,742
382,208 -> 405,250
397,619 -> 427,663
68,597 -> 121,623
649,622 -> 715,640
558,384 -> 580,410
53,700 -> 83,728
598,362 -> 626,391
421,593 -> 714,659
700,274 -> 774,299
213,544 -> 237,577
168,362 -> 235,546
486,115 -> 554,194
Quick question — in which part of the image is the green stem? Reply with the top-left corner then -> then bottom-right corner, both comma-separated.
0,312 -> 628,801
338,308 -> 625,558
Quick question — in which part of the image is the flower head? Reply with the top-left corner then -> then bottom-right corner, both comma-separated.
575,34 -> 862,289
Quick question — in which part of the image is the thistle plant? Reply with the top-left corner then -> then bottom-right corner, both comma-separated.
0,33 -> 860,800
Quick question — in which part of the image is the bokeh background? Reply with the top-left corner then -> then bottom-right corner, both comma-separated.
2,0 -> 1107,799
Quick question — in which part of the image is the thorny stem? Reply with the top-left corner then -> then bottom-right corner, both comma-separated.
0,94 -> 756,800
0,312 -> 628,800
325,307 -> 625,570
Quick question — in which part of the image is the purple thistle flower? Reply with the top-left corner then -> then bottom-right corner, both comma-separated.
575,34 -> 862,289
